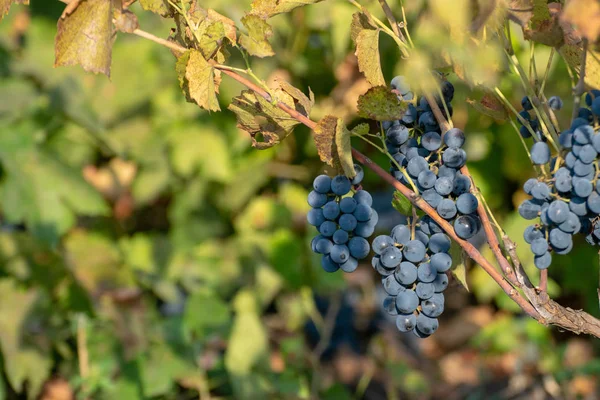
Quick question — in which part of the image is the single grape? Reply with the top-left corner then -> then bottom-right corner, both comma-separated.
319,221 -> 337,237
558,212 -> 581,234
452,174 -> 471,196
323,201 -> 340,220
421,293 -> 445,318
572,177 -> 593,198
422,131 -> 442,151
372,235 -> 395,255
407,156 -> 429,177
547,200 -> 569,224
530,238 -> 548,256
423,189 -> 443,208
430,252 -> 453,272
454,215 -> 479,239
353,203 -> 373,222
391,224 -> 411,245
416,282 -> 435,300
395,290 -> 419,314
403,240 -> 427,263
416,314 -> 439,335
521,96 -> 533,110
433,273 -> 449,292
354,222 -> 375,238
559,131 -> 573,148
530,183 -> 551,200
530,142 -> 551,165
308,191 -> 328,208
387,125 -> 410,146
380,246 -> 403,268
338,214 -> 358,232
549,228 -> 572,250
382,274 -> 404,295
442,147 -> 467,168
456,193 -> 478,215
351,164 -> 364,185
429,233 -> 451,253
587,192 -> 600,214
321,255 -> 340,273
313,175 -> 332,194
330,244 -> 350,263
396,312 -> 417,332
569,196 -> 588,216
573,125 -> 593,144
417,262 -> 437,283
437,199 -> 457,220
443,128 -> 465,148
395,261 -> 418,286
340,257 -> 358,273
434,176 -> 454,196
438,165 -> 457,178
534,252 -> 552,270
333,229 -> 349,245
578,144 -> 597,164
307,208 -> 326,226
353,190 -> 373,206
339,197 -> 357,214
418,170 -> 437,189
315,238 -> 334,254
548,96 -> 563,110
331,175 -> 351,195
524,225 -> 544,244
348,237 -> 370,259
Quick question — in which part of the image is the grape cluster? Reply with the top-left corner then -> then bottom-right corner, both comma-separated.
518,91 -> 600,269
308,166 -> 378,273
373,216 -> 450,338
384,77 -> 481,241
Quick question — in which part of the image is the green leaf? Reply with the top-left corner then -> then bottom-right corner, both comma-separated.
54,0 -> 114,77
240,14 -> 275,58
184,292 -> 230,336
0,280 -> 51,398
225,291 -> 267,374
141,344 -> 193,397
228,89 -> 301,149
530,0 -> 551,29
139,0 -> 171,17
182,50 -> 221,111
351,12 -> 385,87
450,243 -> 469,291
357,86 -> 407,121
0,124 -> 109,246
250,0 -> 325,18
350,123 -> 370,136
391,191 -> 412,216
0,0 -> 27,21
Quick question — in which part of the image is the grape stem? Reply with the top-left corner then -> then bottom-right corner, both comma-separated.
127,27 -> 600,337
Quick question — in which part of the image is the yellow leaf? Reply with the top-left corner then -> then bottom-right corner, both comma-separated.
352,12 -> 385,87
54,0 -> 113,77
239,14 -> 275,58
0,0 -> 27,20
313,116 -> 355,176
560,47 -> 600,90
184,50 -> 221,111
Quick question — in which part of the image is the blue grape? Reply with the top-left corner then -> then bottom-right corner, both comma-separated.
372,235 -> 395,255
437,199 -> 457,220
395,262 -> 418,285
558,212 -> 581,234
330,244 -> 350,263
547,200 -> 569,224
340,257 -> 358,273
395,290 -> 419,314
333,229 -> 349,245
418,170 -> 437,189
452,174 -> 471,196
407,156 -> 429,177
331,175 -> 351,195
530,238 -> 548,256
422,131 -> 442,151
416,282 -> 435,300
588,192 -> 600,214
396,312 -> 417,332
403,240 -> 427,263
421,293 -> 444,318
531,142 -> 551,165
391,224 -> 411,245
549,228 -> 572,250
454,215 -> 478,239
383,296 -> 398,315
322,201 -> 340,220
417,262 -> 436,283
456,193 -> 478,215
338,214 -> 357,232
348,236 -> 370,259
524,225 -> 543,244
353,203 -> 373,222
315,238 -> 334,254
351,164 -> 364,185
572,177 -> 593,198
430,252 -> 452,272
433,273 -> 449,292
429,233 -> 451,253
416,314 -> 439,335
319,221 -> 337,237
321,255 -> 340,272
444,128 -> 465,148
521,96 -> 533,110
548,96 -> 563,110
382,274 -> 404,295
534,252 -> 552,270
380,246 -> 403,268
339,197 -> 357,213
423,189 -> 443,208
307,208 -> 325,226
308,191 -> 328,208
387,125 -> 410,145
434,176 -> 454,196
313,175 -> 331,193
442,147 -> 467,168
353,190 -> 373,206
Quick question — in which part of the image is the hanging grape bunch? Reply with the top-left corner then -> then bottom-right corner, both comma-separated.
308,165 -> 378,273
374,216 -> 450,338
518,90 -> 600,269
385,77 -> 482,241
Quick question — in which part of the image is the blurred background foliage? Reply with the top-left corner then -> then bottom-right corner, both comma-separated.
0,0 -> 599,399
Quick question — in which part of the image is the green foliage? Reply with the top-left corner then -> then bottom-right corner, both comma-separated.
357,86 -> 407,121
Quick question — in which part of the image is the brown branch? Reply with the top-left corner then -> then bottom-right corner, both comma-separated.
540,269 -> 548,292
126,27 -> 600,338
377,0 -> 405,42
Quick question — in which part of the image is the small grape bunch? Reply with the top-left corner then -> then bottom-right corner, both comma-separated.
373,216 -> 451,338
519,90 -> 600,269
384,77 -> 481,241
308,165 -> 378,273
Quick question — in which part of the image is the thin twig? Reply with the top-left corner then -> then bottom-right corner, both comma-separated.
540,269 -> 548,292
378,0 -> 405,41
